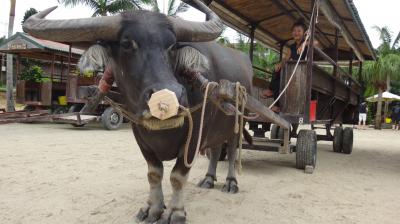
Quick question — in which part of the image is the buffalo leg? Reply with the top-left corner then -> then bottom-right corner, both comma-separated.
136,159 -> 165,223
222,134 -> 239,194
158,158 -> 189,224
197,146 -> 222,189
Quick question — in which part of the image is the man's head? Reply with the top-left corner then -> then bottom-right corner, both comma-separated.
292,20 -> 307,42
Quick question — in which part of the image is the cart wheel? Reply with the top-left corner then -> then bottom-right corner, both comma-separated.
270,124 -> 279,139
333,126 -> 343,153
69,104 -> 86,127
205,143 -> 227,161
296,130 -> 317,170
101,107 -> 123,130
342,127 -> 353,154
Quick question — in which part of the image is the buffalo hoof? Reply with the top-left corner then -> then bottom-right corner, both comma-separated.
197,175 -> 215,189
157,209 -> 186,224
136,204 -> 164,224
222,178 -> 239,194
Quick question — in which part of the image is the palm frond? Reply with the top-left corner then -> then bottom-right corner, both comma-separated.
167,0 -> 176,15
172,2 -> 189,16
58,0 -> 99,9
149,0 -> 160,13
107,0 -> 135,14
392,31 -> 400,50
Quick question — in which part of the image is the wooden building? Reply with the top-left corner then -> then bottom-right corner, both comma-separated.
0,32 -> 83,108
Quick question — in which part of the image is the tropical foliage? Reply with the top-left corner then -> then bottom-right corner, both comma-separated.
148,0 -> 189,16
57,0 -> 151,16
0,36 -> 5,45
217,34 -> 279,78
362,26 -> 400,129
21,8 -> 37,25
20,65 -> 49,82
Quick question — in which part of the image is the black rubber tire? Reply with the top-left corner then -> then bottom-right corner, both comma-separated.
101,107 -> 123,130
342,127 -> 354,154
68,104 -> 86,127
270,124 -> 279,139
333,126 -> 343,153
296,130 -> 317,169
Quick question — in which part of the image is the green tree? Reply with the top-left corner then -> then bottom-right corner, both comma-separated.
148,0 -> 189,16
21,8 -> 37,25
0,36 -> 6,45
57,0 -> 150,17
363,53 -> 400,129
231,33 -> 278,78
372,26 -> 400,90
363,26 -> 400,129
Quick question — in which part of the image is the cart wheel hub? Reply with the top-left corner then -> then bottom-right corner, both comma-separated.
110,112 -> 119,123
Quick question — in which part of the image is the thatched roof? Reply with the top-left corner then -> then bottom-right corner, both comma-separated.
205,0 -> 375,61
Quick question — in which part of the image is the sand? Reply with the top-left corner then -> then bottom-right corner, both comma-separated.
1,123 -> 400,224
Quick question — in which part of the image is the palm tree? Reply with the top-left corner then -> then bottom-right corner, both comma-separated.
21,8 -> 38,25
57,0 -> 150,17
373,26 -> 400,91
148,0 -> 189,16
6,0 -> 16,112
363,53 -> 400,129
366,26 -> 400,123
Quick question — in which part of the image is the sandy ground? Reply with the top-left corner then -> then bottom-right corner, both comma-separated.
1,123 -> 400,224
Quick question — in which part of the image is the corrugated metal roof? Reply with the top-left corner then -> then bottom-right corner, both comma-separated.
0,32 -> 83,55
206,0 -> 376,61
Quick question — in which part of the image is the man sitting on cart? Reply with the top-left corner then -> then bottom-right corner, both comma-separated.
263,20 -> 317,112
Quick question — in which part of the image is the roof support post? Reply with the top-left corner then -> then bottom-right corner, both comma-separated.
67,44 -> 72,75
249,24 -> 256,63
334,28 -> 339,77
358,61 -> 364,99
349,49 -> 354,86
51,52 -> 55,83
16,55 -> 20,79
305,0 -> 317,123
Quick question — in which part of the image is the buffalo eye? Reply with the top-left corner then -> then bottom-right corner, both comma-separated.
121,39 -> 138,51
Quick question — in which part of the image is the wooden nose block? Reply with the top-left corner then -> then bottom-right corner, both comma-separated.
148,89 -> 179,120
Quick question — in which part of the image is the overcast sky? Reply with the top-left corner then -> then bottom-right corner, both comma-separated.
1,0 -> 399,48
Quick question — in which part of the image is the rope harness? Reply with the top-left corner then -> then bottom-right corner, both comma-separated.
98,0 -> 320,171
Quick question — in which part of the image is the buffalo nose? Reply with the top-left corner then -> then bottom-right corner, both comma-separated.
148,89 -> 180,120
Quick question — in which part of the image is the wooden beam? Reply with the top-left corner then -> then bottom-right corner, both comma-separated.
249,25 -> 256,62
213,0 -> 282,43
319,0 -> 364,61
305,0 -> 317,123
51,52 -> 55,82
334,28 -> 339,77
67,44 -> 72,75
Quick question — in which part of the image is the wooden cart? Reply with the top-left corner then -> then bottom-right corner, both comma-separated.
66,72 -> 125,130
206,0 -> 375,172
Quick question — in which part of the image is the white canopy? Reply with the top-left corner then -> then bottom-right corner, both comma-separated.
366,91 -> 400,102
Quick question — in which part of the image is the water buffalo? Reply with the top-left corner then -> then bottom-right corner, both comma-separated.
23,1 -> 253,223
